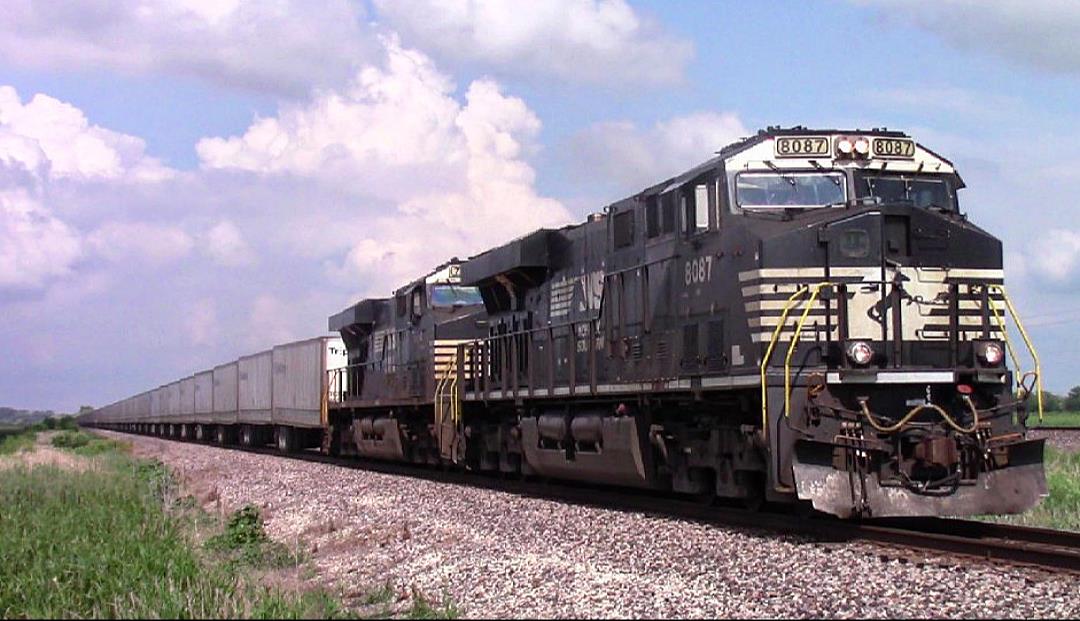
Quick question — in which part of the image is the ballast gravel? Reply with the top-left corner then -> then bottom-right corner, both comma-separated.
104,431 -> 1078,619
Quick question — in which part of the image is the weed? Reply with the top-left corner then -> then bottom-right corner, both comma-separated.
207,505 -> 306,570
406,587 -> 459,620
0,430 -> 35,456
0,455 -> 349,618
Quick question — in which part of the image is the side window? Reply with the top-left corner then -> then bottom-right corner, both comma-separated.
661,193 -> 676,234
645,195 -> 660,239
410,287 -> 423,323
396,295 -> 406,318
613,209 -> 635,249
695,184 -> 710,231
682,184 -> 711,235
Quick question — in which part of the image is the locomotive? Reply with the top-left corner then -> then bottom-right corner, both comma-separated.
89,127 -> 1048,519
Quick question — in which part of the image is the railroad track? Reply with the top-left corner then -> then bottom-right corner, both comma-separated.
99,429 -> 1080,575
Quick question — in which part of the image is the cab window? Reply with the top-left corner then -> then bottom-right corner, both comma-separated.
856,173 -> 956,211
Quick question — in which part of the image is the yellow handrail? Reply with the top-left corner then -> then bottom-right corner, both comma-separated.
988,284 -> 1043,421
760,284 -> 819,432
783,282 -> 833,417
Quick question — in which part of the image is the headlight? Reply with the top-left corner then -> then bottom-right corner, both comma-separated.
854,137 -> 870,157
977,341 -> 1004,366
837,137 -> 854,156
847,340 -> 874,366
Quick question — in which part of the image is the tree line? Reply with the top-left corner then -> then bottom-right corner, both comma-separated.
1042,386 -> 1080,412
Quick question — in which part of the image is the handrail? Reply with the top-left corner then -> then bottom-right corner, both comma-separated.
759,285 -> 819,433
987,284 -> 1043,421
783,282 -> 833,417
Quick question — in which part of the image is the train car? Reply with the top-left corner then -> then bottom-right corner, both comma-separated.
237,349 -> 273,447
270,337 -> 347,452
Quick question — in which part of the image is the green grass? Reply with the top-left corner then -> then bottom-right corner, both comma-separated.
206,505 -> 306,570
0,448 -> 352,618
985,446 -> 1080,532
0,429 -> 35,456
51,430 -> 128,456
1032,410 -> 1080,427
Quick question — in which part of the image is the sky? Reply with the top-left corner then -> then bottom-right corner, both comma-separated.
2,0 -> 1080,411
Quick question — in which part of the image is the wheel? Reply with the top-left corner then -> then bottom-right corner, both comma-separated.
216,426 -> 226,445
240,425 -> 253,447
276,426 -> 295,453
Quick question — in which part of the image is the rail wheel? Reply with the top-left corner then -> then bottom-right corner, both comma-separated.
276,426 -> 295,453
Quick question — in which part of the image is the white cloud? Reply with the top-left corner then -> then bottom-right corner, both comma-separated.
566,111 -> 748,198
1021,230 -> 1080,284
0,171 -> 81,288
0,0 -> 376,97
374,0 -> 693,85
862,86 -> 1023,120
0,85 -> 181,291
202,220 -> 255,267
0,85 -> 171,182
853,0 -> 1080,74
87,222 -> 194,266
184,298 -> 219,346
199,36 -> 571,293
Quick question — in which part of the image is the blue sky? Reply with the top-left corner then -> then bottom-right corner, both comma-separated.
2,0 -> 1079,411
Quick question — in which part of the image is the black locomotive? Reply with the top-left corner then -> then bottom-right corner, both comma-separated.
89,127 -> 1047,519
325,127 -> 1046,518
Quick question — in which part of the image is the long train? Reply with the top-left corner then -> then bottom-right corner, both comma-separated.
84,127 -> 1048,518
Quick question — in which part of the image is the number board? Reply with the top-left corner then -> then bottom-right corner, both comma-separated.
774,136 -> 830,158
872,138 -> 915,159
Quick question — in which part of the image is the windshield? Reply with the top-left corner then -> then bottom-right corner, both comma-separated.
736,172 -> 846,210
857,173 -> 955,210
430,284 -> 484,308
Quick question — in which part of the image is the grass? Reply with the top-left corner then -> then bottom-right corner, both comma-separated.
51,430 -> 128,456
984,446 -> 1080,532
0,429 -> 35,456
0,443 -> 352,618
1032,410 -> 1080,427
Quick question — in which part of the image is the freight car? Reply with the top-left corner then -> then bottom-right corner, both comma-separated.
85,127 -> 1047,519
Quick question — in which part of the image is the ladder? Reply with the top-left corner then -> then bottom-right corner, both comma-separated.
434,348 -> 462,462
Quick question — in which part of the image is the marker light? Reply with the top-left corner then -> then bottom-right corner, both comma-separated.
847,340 -> 874,366
854,137 -> 870,157
978,341 -> 1004,366
837,138 -> 854,156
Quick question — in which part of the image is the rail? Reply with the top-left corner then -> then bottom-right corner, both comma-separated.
987,284 -> 1044,421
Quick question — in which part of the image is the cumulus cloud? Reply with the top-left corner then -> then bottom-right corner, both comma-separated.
199,36 -> 571,293
86,222 -> 194,266
373,0 -> 693,85
0,166 -> 81,288
853,0 -> 1080,75
0,0 -> 377,97
0,85 -> 183,291
0,85 -> 171,182
202,220 -> 256,267
566,111 -> 748,199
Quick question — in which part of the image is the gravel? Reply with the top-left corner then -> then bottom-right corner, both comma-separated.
1029,429 -> 1080,453
103,431 -> 1079,619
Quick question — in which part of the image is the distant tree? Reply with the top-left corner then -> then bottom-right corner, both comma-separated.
1065,386 -> 1080,412
1041,391 -> 1063,412
42,416 -> 57,430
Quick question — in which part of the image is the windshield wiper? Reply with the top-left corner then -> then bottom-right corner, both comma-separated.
764,160 -> 796,186
809,160 -> 842,187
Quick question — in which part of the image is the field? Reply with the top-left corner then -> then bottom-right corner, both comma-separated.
1034,410 -> 1080,427
0,431 -> 352,619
